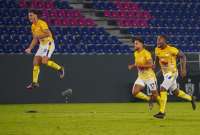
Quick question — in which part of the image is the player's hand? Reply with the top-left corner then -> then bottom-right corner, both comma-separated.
128,64 -> 136,70
25,48 -> 32,54
180,69 -> 187,78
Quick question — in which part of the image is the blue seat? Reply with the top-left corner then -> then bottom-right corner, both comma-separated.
103,45 -> 113,54
19,9 -> 28,17
4,0 -> 18,8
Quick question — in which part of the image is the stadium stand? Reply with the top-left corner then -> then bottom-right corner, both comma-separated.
0,0 -> 200,54
90,0 -> 200,52
0,0 -> 131,54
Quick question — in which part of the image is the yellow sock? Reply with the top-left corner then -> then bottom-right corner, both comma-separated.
135,92 -> 150,101
156,96 -> 161,106
177,90 -> 192,101
160,91 -> 167,113
33,65 -> 40,83
47,60 -> 61,71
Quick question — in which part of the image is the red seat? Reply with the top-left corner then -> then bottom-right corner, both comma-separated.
53,18 -> 62,26
19,0 -> 28,8
62,19 -> 70,26
104,10 -> 111,17
30,0 -> 44,9
42,10 -> 49,17
49,10 -> 58,17
68,19 -> 78,26
43,1 -> 55,9
119,11 -> 126,18
73,10 -> 82,17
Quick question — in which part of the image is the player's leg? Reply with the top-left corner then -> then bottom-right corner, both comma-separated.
153,87 -> 167,118
154,73 -> 174,119
42,42 -> 65,78
146,80 -> 160,105
172,86 -> 196,110
26,56 -> 41,89
132,79 -> 150,101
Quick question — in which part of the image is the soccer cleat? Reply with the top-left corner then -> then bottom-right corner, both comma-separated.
58,66 -> 65,79
191,96 -> 196,110
26,82 -> 39,89
153,112 -> 166,119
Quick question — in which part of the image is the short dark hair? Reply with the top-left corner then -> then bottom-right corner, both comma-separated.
29,9 -> 41,16
158,35 -> 167,40
132,37 -> 144,44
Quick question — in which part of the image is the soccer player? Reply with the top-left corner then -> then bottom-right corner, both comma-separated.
25,10 -> 64,89
153,35 -> 196,119
128,37 -> 160,109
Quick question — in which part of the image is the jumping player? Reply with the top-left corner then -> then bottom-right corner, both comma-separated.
153,35 -> 196,119
25,10 -> 64,89
128,37 -> 160,109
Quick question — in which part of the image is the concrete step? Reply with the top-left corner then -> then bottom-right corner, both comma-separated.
69,0 -> 132,46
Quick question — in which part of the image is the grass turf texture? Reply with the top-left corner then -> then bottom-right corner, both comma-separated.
0,102 -> 199,135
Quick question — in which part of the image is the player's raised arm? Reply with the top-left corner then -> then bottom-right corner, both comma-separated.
177,50 -> 187,78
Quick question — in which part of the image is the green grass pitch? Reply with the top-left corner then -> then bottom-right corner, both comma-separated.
0,102 -> 199,135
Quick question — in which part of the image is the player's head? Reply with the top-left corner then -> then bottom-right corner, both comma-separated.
157,35 -> 167,48
28,10 -> 41,23
133,37 -> 144,51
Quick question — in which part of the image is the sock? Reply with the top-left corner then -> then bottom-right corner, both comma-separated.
177,89 -> 192,101
135,92 -> 150,101
156,95 -> 161,106
33,65 -> 40,83
47,60 -> 61,71
160,91 -> 167,113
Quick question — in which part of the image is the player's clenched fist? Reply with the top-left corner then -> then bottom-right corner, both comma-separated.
25,48 -> 32,54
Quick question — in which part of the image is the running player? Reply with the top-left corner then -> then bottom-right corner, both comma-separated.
153,35 -> 196,119
128,37 -> 160,109
25,10 -> 64,89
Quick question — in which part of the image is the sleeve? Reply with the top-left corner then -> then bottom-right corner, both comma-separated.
145,51 -> 152,61
171,47 -> 179,56
155,48 -> 158,56
40,21 -> 49,30
31,25 -> 34,34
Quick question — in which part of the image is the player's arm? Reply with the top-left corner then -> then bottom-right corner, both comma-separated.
36,29 -> 51,39
177,50 -> 187,78
128,54 -> 137,70
137,59 -> 154,69
137,52 -> 155,69
25,35 -> 38,54
128,63 -> 136,70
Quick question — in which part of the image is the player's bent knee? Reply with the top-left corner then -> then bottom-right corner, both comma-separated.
160,86 -> 167,92
33,56 -> 42,66
172,89 -> 179,96
132,85 -> 142,96
42,58 -> 49,64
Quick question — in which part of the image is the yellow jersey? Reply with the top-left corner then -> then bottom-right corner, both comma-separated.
155,45 -> 179,75
31,19 -> 53,45
134,48 -> 156,80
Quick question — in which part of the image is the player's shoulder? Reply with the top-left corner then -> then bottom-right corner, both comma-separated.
38,19 -> 47,24
167,44 -> 179,51
155,47 -> 159,51
143,48 -> 151,54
